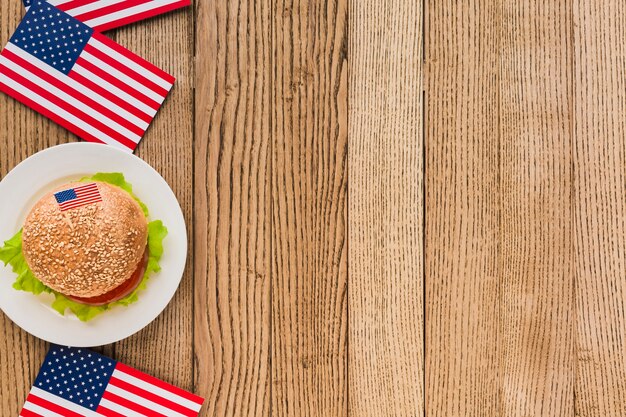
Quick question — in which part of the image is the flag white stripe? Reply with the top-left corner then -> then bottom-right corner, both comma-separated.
60,199 -> 102,209
0,70 -> 130,152
5,43 -> 150,130
81,50 -> 165,103
65,0 -> 127,16
63,189 -> 101,198
22,400 -> 65,417
98,398 -> 146,417
112,369 -> 203,412
73,191 -> 101,199
61,194 -> 102,205
87,38 -> 172,90
0,55 -> 142,144
47,0 -> 74,6
106,384 -> 189,417
84,0 -> 184,28
76,192 -> 101,200
72,63 -> 158,117
29,387 -> 101,416
60,198 -> 102,209
75,185 -> 101,193
76,187 -> 100,194
72,194 -> 101,201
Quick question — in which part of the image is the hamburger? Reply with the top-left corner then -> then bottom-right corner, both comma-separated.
21,181 -> 150,306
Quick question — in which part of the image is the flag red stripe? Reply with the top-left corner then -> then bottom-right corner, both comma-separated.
73,191 -> 101,200
115,362 -> 205,404
74,183 -> 99,192
60,196 -> 103,208
83,43 -> 168,97
60,195 -> 102,207
1,50 -> 145,138
102,391 -> 168,417
0,64 -> 137,150
57,0 -> 100,12
94,0 -> 190,33
26,394 -> 84,417
74,0 -> 152,23
68,69 -> 153,125
108,376 -> 199,417
59,198 -> 102,211
92,31 -> 176,84
59,195 -> 102,208
75,57 -> 161,110
75,187 -> 100,195
0,79 -> 106,146
72,192 -> 101,200
95,405 -> 127,417
18,408 -> 43,417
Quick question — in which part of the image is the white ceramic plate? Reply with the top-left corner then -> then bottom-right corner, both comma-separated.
0,143 -> 187,347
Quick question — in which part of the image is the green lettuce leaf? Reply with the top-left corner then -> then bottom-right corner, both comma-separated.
80,172 -> 149,217
0,173 -> 167,322
115,220 -> 167,306
0,230 -> 51,296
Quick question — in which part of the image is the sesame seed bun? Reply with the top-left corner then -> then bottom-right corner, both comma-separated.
22,182 -> 148,298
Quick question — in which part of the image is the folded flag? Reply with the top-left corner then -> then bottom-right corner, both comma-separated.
21,345 -> 204,416
23,0 -> 191,32
0,1 -> 175,153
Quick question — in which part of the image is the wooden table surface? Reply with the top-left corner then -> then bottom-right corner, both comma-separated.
1,0 -> 625,416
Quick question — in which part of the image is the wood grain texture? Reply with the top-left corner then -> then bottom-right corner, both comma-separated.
193,0 -> 272,415
573,1 -> 626,415
109,7 -> 195,392
271,0 -> 348,415
425,1 -> 501,415
348,0 -> 423,416
426,1 -> 574,416
499,1 -> 574,415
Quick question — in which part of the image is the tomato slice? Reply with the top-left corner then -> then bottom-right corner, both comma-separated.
67,248 -> 149,306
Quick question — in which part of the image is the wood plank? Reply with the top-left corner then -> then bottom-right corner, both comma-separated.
193,0 -> 272,415
425,1 -> 501,415
498,1 -> 574,415
347,0 -> 423,416
426,1 -> 574,416
0,3 -> 70,416
505,0 -> 576,414
109,8 -> 195,392
573,1 -> 626,415
271,0 -> 348,415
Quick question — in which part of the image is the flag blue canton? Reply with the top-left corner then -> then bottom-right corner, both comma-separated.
9,1 -> 93,75
54,188 -> 77,203
33,345 -> 117,411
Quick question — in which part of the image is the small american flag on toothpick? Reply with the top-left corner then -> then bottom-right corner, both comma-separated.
54,183 -> 102,211
23,0 -> 191,32
21,345 -> 204,416
0,1 -> 175,153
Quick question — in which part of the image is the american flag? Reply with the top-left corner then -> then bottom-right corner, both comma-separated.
24,0 -> 191,32
21,345 -> 204,417
0,1 -> 174,153
54,183 -> 102,211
